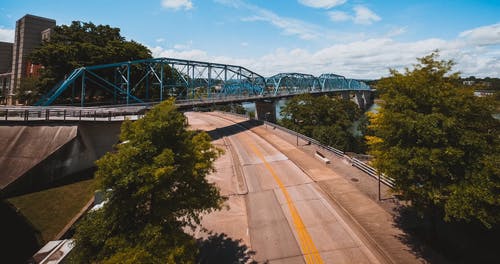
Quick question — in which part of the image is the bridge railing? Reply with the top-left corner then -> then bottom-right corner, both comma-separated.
217,110 -> 395,188
0,107 -> 146,122
1,90 -> 351,122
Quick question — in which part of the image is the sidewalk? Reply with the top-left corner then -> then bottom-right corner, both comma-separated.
215,113 -> 425,263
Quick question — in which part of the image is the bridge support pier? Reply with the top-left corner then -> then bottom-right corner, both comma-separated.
355,92 -> 365,110
341,91 -> 350,100
363,91 -> 373,110
255,100 -> 277,123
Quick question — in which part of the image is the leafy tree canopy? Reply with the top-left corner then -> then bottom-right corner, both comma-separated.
212,103 -> 247,115
27,21 -> 151,99
71,99 -> 225,263
367,52 -> 499,228
279,94 -> 365,152
16,76 -> 39,104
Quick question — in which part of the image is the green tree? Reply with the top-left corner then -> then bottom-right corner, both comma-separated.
16,76 -> 40,104
29,21 -> 151,102
367,52 -> 500,228
70,99 -> 225,263
280,94 -> 364,152
211,103 -> 247,115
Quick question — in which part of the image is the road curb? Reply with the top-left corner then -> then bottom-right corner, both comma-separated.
222,136 -> 248,195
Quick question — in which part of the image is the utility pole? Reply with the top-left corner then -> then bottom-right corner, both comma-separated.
378,172 -> 381,201
295,118 -> 302,146
265,112 -> 270,129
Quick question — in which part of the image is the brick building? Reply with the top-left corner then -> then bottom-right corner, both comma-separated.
0,14 -> 55,105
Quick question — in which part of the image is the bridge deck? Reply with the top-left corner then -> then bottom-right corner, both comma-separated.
1,90 -> 368,122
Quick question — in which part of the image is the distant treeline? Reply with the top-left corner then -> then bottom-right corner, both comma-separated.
366,77 -> 500,91
462,76 -> 500,90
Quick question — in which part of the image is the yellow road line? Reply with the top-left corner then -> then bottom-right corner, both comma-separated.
244,138 -> 324,264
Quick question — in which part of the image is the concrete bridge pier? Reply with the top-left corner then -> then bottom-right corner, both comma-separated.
255,100 -> 277,123
363,91 -> 373,110
341,91 -> 350,100
355,91 -> 366,110
353,91 -> 372,111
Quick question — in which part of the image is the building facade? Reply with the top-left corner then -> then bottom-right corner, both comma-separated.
0,14 -> 55,105
0,42 -> 14,103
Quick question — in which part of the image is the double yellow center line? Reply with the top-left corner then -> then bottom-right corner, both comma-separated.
244,139 -> 324,264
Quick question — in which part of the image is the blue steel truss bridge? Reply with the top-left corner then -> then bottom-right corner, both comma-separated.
33,57 -> 372,108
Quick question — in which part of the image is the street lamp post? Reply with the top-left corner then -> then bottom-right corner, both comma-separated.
295,118 -> 303,146
264,112 -> 270,128
378,172 -> 381,201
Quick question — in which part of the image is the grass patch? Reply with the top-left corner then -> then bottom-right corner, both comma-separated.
7,178 -> 95,243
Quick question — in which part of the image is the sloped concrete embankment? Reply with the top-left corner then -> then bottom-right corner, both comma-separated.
0,122 -> 121,197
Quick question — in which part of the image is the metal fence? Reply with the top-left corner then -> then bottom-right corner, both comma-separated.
0,92 -> 336,122
0,107 -> 146,122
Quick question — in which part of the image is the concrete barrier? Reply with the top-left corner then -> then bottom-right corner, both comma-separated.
0,122 -> 121,197
314,151 -> 330,164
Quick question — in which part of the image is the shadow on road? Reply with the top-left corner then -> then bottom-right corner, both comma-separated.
197,232 -> 257,264
206,119 -> 262,141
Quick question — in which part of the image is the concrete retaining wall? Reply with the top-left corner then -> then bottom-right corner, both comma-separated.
0,122 -> 121,197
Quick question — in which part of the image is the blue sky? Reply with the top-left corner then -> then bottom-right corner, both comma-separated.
1,0 -> 499,79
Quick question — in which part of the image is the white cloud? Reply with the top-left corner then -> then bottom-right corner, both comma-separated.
329,5 -> 381,25
217,0 -> 321,40
0,28 -> 14,42
353,6 -> 381,24
156,38 -> 165,43
298,0 -> 346,9
241,42 -> 249,47
173,40 -> 193,50
161,0 -> 193,10
328,11 -> 350,22
242,9 -> 320,40
385,26 -> 407,38
459,23 -> 500,46
217,0 -> 369,42
149,23 -> 500,79
214,0 -> 242,8
173,44 -> 187,49
151,46 -> 208,60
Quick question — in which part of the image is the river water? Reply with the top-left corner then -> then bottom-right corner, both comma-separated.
242,100 -> 497,121
242,99 -> 379,121
242,99 -> 287,120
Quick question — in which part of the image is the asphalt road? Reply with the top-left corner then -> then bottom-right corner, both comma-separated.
187,112 -> 382,264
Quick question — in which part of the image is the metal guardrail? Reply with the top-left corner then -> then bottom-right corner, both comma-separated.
265,121 -> 395,188
350,158 -> 395,188
217,111 -> 395,188
0,107 -> 146,122
0,93 -> 322,122
1,87 -> 366,122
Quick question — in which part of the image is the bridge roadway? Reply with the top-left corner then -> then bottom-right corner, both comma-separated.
187,112 -> 386,263
1,91 -> 353,122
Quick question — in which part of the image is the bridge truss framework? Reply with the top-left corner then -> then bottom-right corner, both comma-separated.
35,57 -> 371,106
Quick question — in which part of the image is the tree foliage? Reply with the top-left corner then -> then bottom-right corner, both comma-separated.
28,21 -> 151,100
279,94 -> 365,152
16,77 -> 39,104
368,52 -> 500,228
212,103 -> 247,115
71,99 -> 224,263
